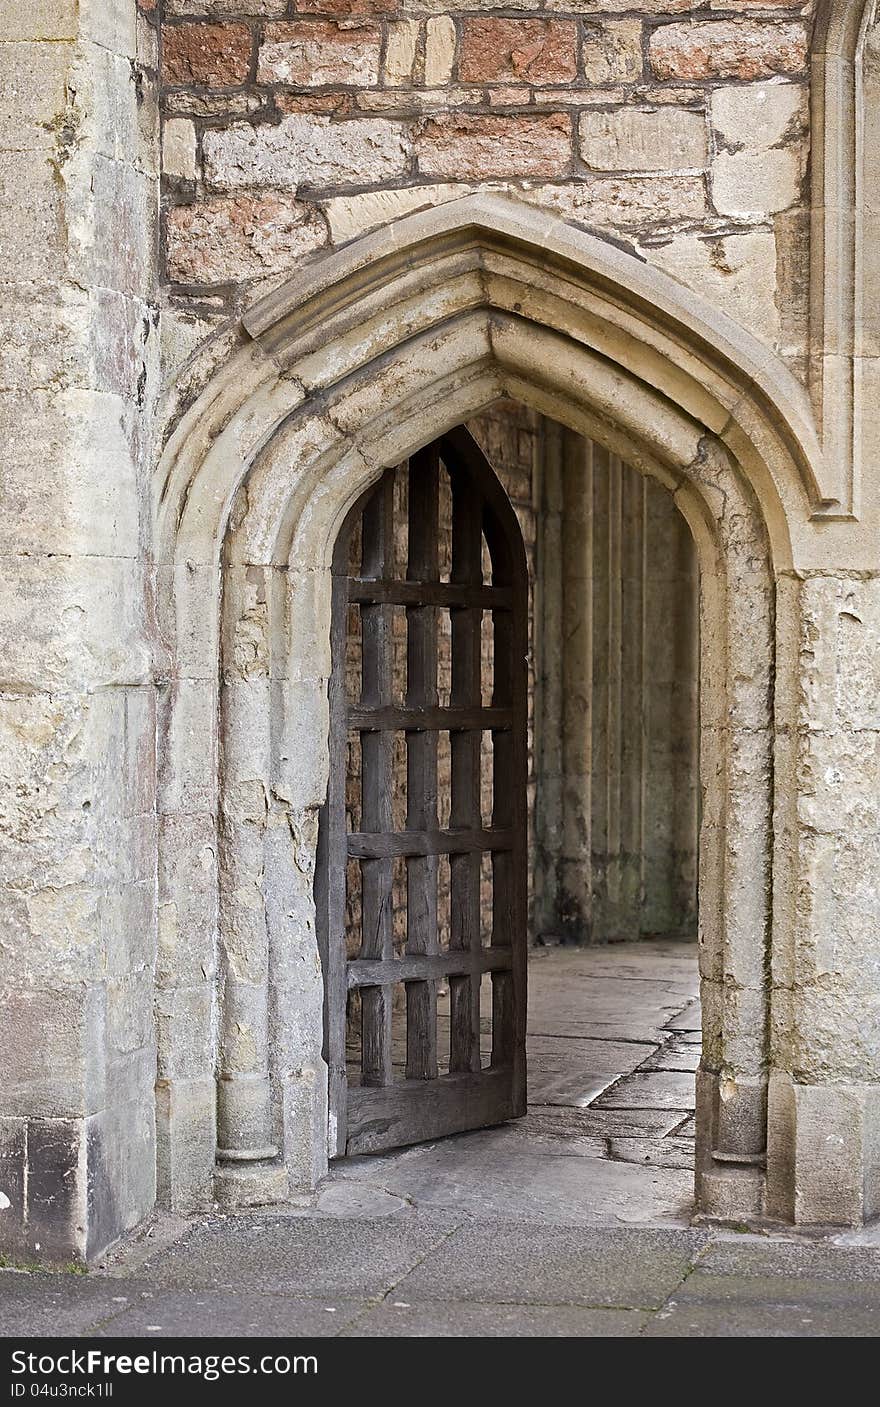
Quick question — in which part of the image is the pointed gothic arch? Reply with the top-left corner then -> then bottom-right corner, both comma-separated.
153,193 -> 831,1223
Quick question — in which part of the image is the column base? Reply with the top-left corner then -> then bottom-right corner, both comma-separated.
766,1074 -> 880,1225
214,1160 -> 291,1209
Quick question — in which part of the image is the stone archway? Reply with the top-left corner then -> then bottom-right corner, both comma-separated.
154,194 -> 832,1225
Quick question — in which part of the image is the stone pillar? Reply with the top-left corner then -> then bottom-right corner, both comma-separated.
558,432 -> 593,942
533,421 -> 564,938
766,570 -> 880,1225
642,481 -> 699,936
0,0 -> 160,1261
619,466 -> 646,934
214,562 -> 285,1205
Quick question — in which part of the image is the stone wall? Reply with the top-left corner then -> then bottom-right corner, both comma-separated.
158,1 -> 812,391
0,0 -> 161,1261
8,0 -> 880,1260
533,424 -> 699,945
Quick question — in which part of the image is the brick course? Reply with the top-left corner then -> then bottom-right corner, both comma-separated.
163,23 -> 253,87
158,4 -> 812,373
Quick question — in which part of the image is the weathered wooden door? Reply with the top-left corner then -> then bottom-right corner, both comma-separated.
316,426 -> 529,1157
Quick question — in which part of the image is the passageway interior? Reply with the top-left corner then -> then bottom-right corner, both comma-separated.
332,939 -> 699,1224
331,402 -> 701,1220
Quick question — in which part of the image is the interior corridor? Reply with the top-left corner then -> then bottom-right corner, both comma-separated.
329,940 -> 700,1227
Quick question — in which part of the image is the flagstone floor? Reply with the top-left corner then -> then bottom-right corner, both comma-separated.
7,941 -> 880,1338
329,938 -> 701,1227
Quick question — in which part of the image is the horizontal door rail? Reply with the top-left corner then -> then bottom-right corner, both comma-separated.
349,705 -> 513,732
347,946 -> 514,988
347,827 -> 514,859
348,579 -> 513,610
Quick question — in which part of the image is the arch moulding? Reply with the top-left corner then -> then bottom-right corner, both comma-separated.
153,194 -> 827,1223
810,0 -> 877,517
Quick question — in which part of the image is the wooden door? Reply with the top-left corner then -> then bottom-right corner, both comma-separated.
316,426 -> 529,1157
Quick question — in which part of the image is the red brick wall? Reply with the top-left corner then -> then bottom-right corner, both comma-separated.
158,4 -> 813,380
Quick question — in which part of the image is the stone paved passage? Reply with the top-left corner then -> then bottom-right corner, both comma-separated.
3,942 -> 880,1338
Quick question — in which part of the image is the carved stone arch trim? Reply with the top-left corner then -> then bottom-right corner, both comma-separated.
154,193 -> 802,1221
810,0 -> 877,517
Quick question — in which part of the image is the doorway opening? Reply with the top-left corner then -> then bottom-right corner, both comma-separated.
316,403 -> 700,1204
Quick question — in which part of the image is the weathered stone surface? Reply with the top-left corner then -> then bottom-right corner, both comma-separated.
257,21 -> 381,87
520,175 -> 706,228
579,107 -> 707,173
163,117 -> 197,180
458,19 -> 577,85
643,230 -> 780,350
650,21 -> 808,81
203,114 -> 409,189
323,182 -> 470,242
417,113 -> 571,178
383,18 -> 418,87
163,22 -> 253,86
424,15 -> 456,86
166,194 -> 326,282
582,19 -> 643,84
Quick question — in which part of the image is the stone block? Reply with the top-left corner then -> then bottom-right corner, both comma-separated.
157,679 -> 218,815
156,985 -> 214,1081
166,194 -> 327,284
384,19 -> 418,87
649,21 -> 808,81
257,21 -> 381,87
521,175 -> 706,229
282,1065 -> 328,1192
579,107 -> 707,172
767,1078 -> 880,1226
165,0 -> 285,11
203,114 -> 410,190
0,0 -> 78,40
710,79 -> 805,149
85,1101 -> 155,1260
418,113 -> 572,179
26,1118 -> 86,1261
0,389 -> 141,557
158,812 -> 218,987
155,1077 -> 216,1213
0,555 -> 150,694
324,182 -> 470,245
458,19 -> 577,85
76,156 -> 155,300
0,1120 -> 27,1258
425,16 -> 456,86
163,22 -> 253,86
0,41 -> 70,152
644,230 -> 779,352
163,117 -> 197,179
0,152 -> 64,287
582,20 -> 643,84
0,985 -> 105,1119
712,148 -> 801,217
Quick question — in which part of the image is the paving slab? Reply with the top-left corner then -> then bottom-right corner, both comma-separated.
337,1139 -> 694,1225
346,1301 -> 650,1337
607,1137 -> 696,1171
640,1037 -> 701,1073
594,1070 -> 695,1112
699,1238 -> 880,1283
505,1105 -> 687,1142
664,1001 -> 702,1032
644,1269 -> 880,1337
90,1288 -> 367,1338
137,1211 -> 464,1299
0,1271 -> 138,1338
394,1225 -> 708,1308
